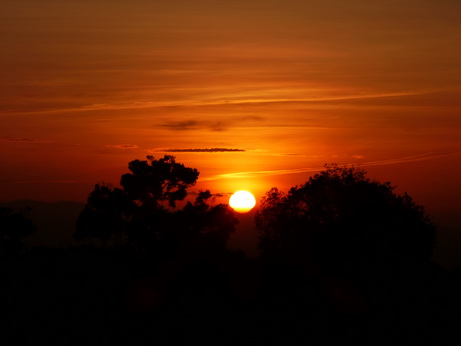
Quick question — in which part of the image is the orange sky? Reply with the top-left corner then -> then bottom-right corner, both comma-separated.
2,0 -> 461,227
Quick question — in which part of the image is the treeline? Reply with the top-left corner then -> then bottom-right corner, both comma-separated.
1,157 -> 460,344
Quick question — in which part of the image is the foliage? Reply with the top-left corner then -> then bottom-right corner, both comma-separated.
0,206 -> 36,256
120,155 -> 199,208
179,190 -> 239,243
256,164 -> 436,268
75,185 -> 133,244
75,155 -> 237,257
0,207 -> 36,241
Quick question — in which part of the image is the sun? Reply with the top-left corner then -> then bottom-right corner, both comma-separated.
229,190 -> 256,213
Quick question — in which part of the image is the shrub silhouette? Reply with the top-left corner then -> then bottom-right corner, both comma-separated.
256,164 -> 436,271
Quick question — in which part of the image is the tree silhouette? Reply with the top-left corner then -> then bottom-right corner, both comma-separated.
256,164 -> 436,270
0,206 -> 36,256
120,155 -> 199,208
75,184 -> 134,247
179,190 -> 239,245
75,155 -> 237,258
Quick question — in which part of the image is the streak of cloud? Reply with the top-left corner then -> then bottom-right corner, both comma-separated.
200,167 -> 321,181
160,120 -> 235,132
106,144 -> 139,150
190,91 -> 429,107
0,137 -> 50,143
160,120 -> 199,130
188,191 -> 230,197
200,152 -> 460,181
354,152 -> 460,168
12,180 -> 80,184
0,91 -> 432,115
161,116 -> 264,132
149,148 -> 245,153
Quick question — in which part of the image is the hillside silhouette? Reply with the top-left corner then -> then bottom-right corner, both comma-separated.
1,158 -> 460,344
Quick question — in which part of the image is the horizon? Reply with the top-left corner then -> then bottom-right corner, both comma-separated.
2,0 -> 461,267
3,2 -> 461,343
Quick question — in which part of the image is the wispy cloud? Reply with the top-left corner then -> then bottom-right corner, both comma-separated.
187,91 -> 429,107
160,117 -> 262,132
81,91 -> 430,109
160,120 -> 199,130
106,144 -> 139,150
149,148 -> 245,153
200,167 -> 321,181
200,152 -> 460,181
243,149 -> 320,157
160,119 -> 231,132
1,91 -> 432,115
12,180 -> 80,184
0,137 -> 50,143
353,152 -> 459,168
188,191 -> 230,197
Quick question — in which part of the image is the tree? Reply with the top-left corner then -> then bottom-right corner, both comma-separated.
120,155 -> 199,208
179,190 -> 239,244
75,184 -> 134,246
75,155 -> 237,257
0,207 -> 36,256
255,164 -> 436,270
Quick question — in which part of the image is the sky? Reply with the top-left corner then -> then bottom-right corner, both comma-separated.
2,0 -> 461,237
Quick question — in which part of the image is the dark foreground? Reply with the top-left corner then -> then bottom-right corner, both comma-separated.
1,246 -> 460,345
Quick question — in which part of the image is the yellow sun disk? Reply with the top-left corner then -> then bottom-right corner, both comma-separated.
229,190 -> 256,213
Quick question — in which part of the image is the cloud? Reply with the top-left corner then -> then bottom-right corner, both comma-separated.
188,191 -> 230,197
1,91 -> 434,116
0,137 -> 49,143
149,148 -> 245,153
200,167 -> 321,181
351,152 -> 459,168
160,116 -> 265,132
12,180 -> 80,184
160,120 -> 199,130
160,120 -> 228,132
200,152 -> 460,181
186,91 -> 429,107
106,144 -> 139,150
243,149 -> 318,157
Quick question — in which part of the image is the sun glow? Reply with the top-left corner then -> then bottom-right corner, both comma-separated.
229,190 -> 256,213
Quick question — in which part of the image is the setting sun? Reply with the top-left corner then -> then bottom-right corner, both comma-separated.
229,190 -> 256,213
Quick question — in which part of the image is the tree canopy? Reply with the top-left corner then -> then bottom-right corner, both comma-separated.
75,155 -> 237,258
120,155 -> 199,208
0,206 -> 36,256
256,164 -> 436,270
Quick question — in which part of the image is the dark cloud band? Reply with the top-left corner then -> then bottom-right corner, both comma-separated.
156,148 -> 245,153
